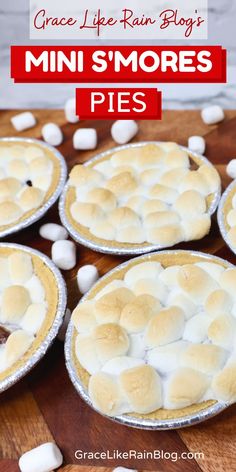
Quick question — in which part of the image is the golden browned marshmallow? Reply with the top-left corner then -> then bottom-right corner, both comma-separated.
20,303 -> 47,334
94,160 -> 113,177
29,156 -> 52,177
135,144 -> 165,168
112,165 -> 135,176
226,209 -> 236,228
173,190 -> 206,218
120,294 -> 161,333
0,201 -> 22,225
75,334 -> 101,374
94,287 -> 134,324
168,293 -> 197,319
160,168 -> 188,188
90,220 -> 116,241
208,314 -> 236,350
165,368 -> 209,409
86,188 -> 117,212
205,289 -> 233,319
126,195 -> 146,213
140,169 -> 162,186
0,177 -> 21,199
179,171 -> 210,196
219,268 -> 236,295
160,142 -> 179,152
24,145 -> 45,162
105,172 -> 137,197
6,145 -> 26,159
69,165 -> 103,187
124,261 -> 162,287
18,187 -> 44,211
164,149 -> 190,169
181,344 -> 227,374
177,264 -> 218,303
109,207 -> 140,229
196,262 -> 224,281
4,330 -> 34,368
133,278 -> 167,303
95,280 -> 125,299
111,147 -> 141,167
227,227 -> 236,247
8,251 -> 33,284
116,226 -> 146,244
198,164 -> 220,193
94,323 -> 130,363
70,201 -> 104,227
72,301 -> 97,333
144,211 -> 180,228
159,265 -> 181,286
32,174 -> 52,192
0,257 -> 11,288
146,224 -> 183,247
182,214 -> 211,241
1,285 -> 31,323
119,364 -> 162,414
7,159 -> 29,180
144,306 -> 185,347
149,184 -> 178,204
89,372 -> 126,416
212,363 -> 236,403
141,199 -> 169,217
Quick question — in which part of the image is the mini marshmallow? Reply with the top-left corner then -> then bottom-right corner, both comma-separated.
73,128 -> 97,150
41,123 -> 63,146
11,112 -> 36,132
226,159 -> 236,179
188,136 -> 206,155
57,308 -> 71,341
113,467 -> 137,472
77,264 -> 99,294
39,223 -> 68,242
51,240 -> 76,270
201,105 -> 224,125
64,97 -> 79,123
18,442 -> 63,472
111,120 -> 138,144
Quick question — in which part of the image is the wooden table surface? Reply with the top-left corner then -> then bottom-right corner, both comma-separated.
0,110 -> 236,472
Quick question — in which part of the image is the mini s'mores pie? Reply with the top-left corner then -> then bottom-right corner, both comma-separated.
64,142 -> 219,251
0,139 -> 65,235
70,247 -> 236,422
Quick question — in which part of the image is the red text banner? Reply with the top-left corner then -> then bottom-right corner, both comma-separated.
75,88 -> 162,119
11,46 -> 226,84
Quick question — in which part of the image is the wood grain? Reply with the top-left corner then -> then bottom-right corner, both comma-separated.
0,110 -> 236,472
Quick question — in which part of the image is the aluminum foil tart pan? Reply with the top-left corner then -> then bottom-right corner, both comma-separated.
59,142 -> 221,256
65,250 -> 230,430
217,180 -> 236,255
0,137 -> 67,239
0,242 -> 67,393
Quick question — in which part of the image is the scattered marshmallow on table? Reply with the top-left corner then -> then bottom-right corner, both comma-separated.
73,128 -> 97,150
226,159 -> 236,179
57,308 -> 71,341
111,120 -> 138,144
11,112 -> 36,132
18,442 -> 63,472
51,240 -> 76,270
77,264 -> 99,294
201,105 -> 224,125
42,123 -> 63,146
188,136 -> 206,155
39,223 -> 68,242
65,97 -> 79,123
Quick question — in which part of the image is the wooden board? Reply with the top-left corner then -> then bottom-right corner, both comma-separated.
0,110 -> 236,472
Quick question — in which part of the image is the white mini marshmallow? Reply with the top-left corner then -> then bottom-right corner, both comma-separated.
77,264 -> 99,294
42,123 -> 63,146
51,240 -> 76,270
226,159 -> 236,179
57,308 -> 71,341
19,442 -> 63,472
39,223 -> 68,242
201,105 -> 224,125
73,128 -> 97,150
11,112 -> 36,132
65,97 -> 79,123
188,136 -> 206,155
113,468 -> 137,472
111,120 -> 138,144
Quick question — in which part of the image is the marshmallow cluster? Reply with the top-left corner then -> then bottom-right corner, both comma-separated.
0,142 -> 54,227
224,189 -> 236,249
72,257 -> 236,417
0,250 -> 47,373
67,142 -> 220,247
